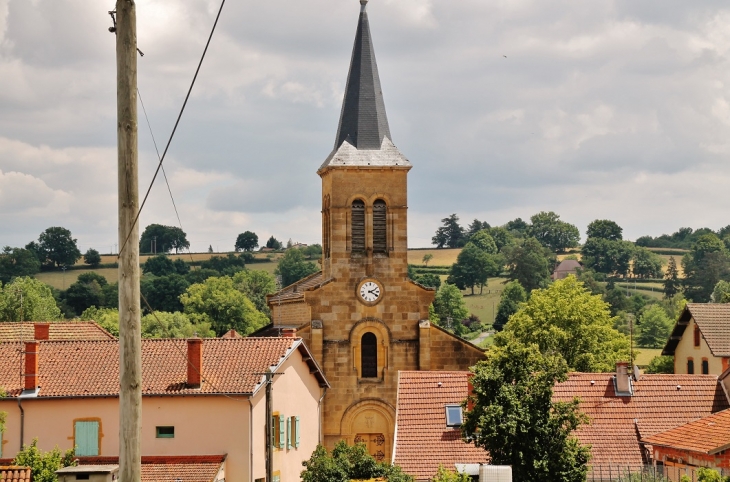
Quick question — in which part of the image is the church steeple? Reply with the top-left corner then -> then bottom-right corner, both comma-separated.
334,0 -> 391,150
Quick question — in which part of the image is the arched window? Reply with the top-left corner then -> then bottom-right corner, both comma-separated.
361,332 -> 378,378
373,199 -> 387,255
351,200 -> 365,254
687,358 -> 695,374
702,358 -> 709,375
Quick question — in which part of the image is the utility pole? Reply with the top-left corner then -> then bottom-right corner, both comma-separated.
115,1 -> 142,481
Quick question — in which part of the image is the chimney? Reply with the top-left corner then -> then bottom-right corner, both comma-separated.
615,361 -> 633,396
187,338 -> 203,388
34,323 -> 50,341
24,341 -> 39,391
281,328 -> 296,338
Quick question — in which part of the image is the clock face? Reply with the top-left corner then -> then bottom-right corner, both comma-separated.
359,281 -> 382,303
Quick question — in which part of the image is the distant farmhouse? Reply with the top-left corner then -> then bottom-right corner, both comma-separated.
662,303 -> 730,375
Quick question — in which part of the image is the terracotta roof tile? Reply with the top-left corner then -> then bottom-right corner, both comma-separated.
0,466 -> 32,482
393,371 -> 487,481
0,338 -> 312,398
267,271 -> 326,303
76,455 -> 226,482
663,304 -> 730,356
0,322 -> 115,342
553,373 -> 729,466
641,407 -> 730,454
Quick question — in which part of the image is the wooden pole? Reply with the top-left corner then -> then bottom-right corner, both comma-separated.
116,1 -> 141,481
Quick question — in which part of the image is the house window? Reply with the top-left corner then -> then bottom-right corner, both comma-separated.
351,200 -> 365,254
702,359 -> 709,375
74,420 -> 99,456
361,332 -> 378,378
372,200 -> 387,254
445,405 -> 463,427
272,413 -> 285,449
287,416 -> 300,449
156,426 -> 174,438
687,358 -> 695,374
695,325 -> 701,347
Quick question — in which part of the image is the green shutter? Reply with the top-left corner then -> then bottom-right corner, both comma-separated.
295,416 -> 300,448
75,421 -> 99,456
278,414 -> 285,448
287,417 -> 292,449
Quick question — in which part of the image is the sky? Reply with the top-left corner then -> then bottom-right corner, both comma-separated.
2,0 -> 730,253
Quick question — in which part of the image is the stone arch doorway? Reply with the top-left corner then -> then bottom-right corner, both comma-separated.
341,399 -> 395,463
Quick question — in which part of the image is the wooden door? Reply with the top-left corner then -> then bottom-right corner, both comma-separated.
354,433 -> 387,462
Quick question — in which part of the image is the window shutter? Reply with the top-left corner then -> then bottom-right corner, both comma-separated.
373,200 -> 387,254
295,416 -> 300,448
75,421 -> 100,456
278,415 -> 285,448
287,417 -> 292,449
351,200 -> 365,254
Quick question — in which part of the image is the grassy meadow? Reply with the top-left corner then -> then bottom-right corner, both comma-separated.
407,248 -> 461,266
634,347 -> 663,367
462,277 -> 509,326
36,268 -> 119,290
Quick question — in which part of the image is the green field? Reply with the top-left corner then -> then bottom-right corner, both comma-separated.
36,268 -> 119,290
634,347 -> 663,367
462,277 -> 508,326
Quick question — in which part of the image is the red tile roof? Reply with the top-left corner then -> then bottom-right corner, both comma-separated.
0,337 -> 327,398
76,455 -> 226,482
0,466 -> 32,482
393,371 -> 487,481
663,303 -> 730,356
553,373 -> 729,466
0,322 -> 115,342
641,408 -> 730,455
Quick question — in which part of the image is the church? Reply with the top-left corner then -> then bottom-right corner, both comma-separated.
263,0 -> 484,461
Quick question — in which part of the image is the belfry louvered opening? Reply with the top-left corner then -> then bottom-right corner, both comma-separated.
352,200 -> 366,254
373,199 -> 387,254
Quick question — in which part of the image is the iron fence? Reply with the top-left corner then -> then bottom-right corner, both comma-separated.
588,465 -> 730,482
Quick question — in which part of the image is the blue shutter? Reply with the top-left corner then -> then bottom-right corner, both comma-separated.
286,417 -> 292,449
295,416 -> 300,448
278,415 -> 285,448
75,421 -> 99,456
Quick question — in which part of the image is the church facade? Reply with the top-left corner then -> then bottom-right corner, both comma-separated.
265,0 -> 484,461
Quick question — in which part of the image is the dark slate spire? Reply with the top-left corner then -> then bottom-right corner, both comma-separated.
334,0 -> 392,150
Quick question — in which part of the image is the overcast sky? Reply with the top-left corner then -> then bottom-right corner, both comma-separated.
2,0 -> 730,253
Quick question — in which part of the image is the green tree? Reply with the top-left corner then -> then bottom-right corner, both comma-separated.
422,253 -> 433,266
503,237 -> 554,292
713,280 -> 730,303
529,211 -> 580,253
141,274 -> 190,313
432,214 -> 465,249
200,253 -> 247,276
632,247 -> 663,278
139,224 -> 190,254
302,244 -> 323,260
487,227 -> 515,252
265,236 -> 282,250
448,243 -> 501,295
301,441 -> 413,482
463,342 -> 590,482
275,249 -> 319,287
63,273 -> 108,315
180,276 -> 269,336
505,217 -> 529,237
13,438 -> 76,482
466,219 -> 490,240
0,247 -> 41,283
232,269 -> 277,314
683,248 -> 730,302
498,276 -> 630,372
493,280 -> 527,332
143,255 -> 176,276
663,256 -> 680,299
432,465 -> 471,482
581,238 -> 634,276
83,248 -> 102,267
415,273 -> 441,290
430,283 -> 469,334
80,307 -> 119,336
141,311 -> 215,338
469,230 -> 498,254
0,277 -> 62,321
645,355 -> 674,374
586,219 -> 623,241
636,304 -> 673,348
235,231 -> 259,252
38,226 -> 82,268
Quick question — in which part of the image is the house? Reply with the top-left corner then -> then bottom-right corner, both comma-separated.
662,303 -> 730,374
392,371 -> 487,481
553,364 -> 729,475
551,259 -> 582,280
0,335 -> 329,482
641,408 -> 730,477
0,322 -> 115,342
261,1 -> 486,460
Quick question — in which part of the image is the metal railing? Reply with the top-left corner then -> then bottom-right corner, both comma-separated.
588,465 -> 729,482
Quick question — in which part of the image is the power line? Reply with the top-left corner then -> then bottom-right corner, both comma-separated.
117,0 -> 228,258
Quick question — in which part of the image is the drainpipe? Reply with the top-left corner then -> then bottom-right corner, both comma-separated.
318,387 -> 327,445
265,370 -> 273,482
248,397 -> 254,482
17,398 -> 24,451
